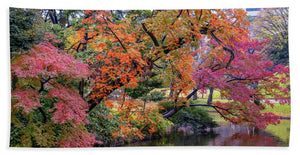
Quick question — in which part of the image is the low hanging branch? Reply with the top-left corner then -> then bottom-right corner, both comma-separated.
163,88 -> 198,118
162,87 -> 238,119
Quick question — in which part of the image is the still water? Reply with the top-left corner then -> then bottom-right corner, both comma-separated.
127,120 -> 290,147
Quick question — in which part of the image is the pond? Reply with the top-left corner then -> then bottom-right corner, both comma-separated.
126,120 -> 290,147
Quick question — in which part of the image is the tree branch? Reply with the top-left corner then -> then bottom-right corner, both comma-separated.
141,23 -> 159,47
163,88 -> 198,118
161,10 -> 183,43
153,63 -> 163,69
104,18 -> 128,52
38,107 -> 47,123
209,30 -> 235,68
39,76 -> 53,93
198,10 -> 203,22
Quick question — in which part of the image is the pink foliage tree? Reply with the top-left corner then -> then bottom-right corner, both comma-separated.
192,37 -> 290,129
11,42 -> 99,147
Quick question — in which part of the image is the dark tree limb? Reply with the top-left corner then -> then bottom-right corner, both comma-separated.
36,77 -> 54,123
153,37 -> 185,62
141,23 -> 160,47
38,107 -> 47,123
163,88 -> 198,118
209,30 -> 235,68
39,76 -> 53,93
104,18 -> 128,52
198,10 -> 203,22
193,88 -> 198,100
44,11 -> 49,23
79,78 -> 84,98
162,86 -> 240,119
153,63 -> 163,69
48,10 -> 58,24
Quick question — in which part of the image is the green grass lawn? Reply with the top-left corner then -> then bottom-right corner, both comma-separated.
192,98 -> 291,118
265,120 -> 290,144
262,103 -> 291,118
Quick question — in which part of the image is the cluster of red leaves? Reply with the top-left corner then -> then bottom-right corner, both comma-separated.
56,125 -> 101,147
11,88 -> 41,113
48,84 -> 90,125
11,42 -> 90,79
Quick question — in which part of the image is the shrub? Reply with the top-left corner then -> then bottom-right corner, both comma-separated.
158,100 -> 174,114
148,91 -> 165,101
169,107 -> 218,133
86,103 -> 120,144
131,110 -> 173,136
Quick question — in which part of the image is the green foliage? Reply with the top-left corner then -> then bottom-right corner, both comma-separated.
111,10 -> 152,24
141,91 -> 165,102
10,110 -> 57,147
151,113 -> 173,135
126,10 -> 152,23
261,72 -> 290,99
125,83 -> 150,99
86,103 -> 120,144
212,91 -> 222,99
131,110 -> 173,136
158,100 -> 175,114
253,8 -> 289,65
262,103 -> 291,118
73,49 -> 97,62
9,8 -> 47,56
149,91 -> 165,101
125,73 -> 163,99
10,87 -> 61,147
169,107 -> 218,132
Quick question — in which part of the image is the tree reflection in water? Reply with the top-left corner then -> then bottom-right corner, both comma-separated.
126,122 -> 287,146
222,133 -> 281,146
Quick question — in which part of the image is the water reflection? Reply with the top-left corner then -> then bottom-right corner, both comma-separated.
127,122 -> 288,146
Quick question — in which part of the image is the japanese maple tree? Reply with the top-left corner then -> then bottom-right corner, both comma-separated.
192,37 -> 289,129
11,42 -> 99,147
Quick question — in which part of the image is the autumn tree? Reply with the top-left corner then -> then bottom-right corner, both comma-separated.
253,8 -> 289,65
10,41 -> 99,147
191,37 -> 289,129
69,9 -> 289,130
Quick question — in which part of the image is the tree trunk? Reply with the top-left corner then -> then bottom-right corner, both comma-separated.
79,78 -> 84,98
48,10 -> 58,24
193,88 -> 198,100
207,86 -> 214,105
38,107 -> 47,123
